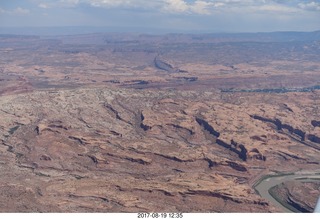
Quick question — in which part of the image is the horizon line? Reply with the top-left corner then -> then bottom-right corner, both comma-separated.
0,26 -> 320,36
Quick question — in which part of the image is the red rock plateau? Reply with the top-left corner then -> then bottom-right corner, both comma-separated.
0,32 -> 320,212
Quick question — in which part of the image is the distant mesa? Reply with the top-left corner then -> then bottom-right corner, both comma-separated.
154,56 -> 187,73
124,80 -> 149,86
175,77 -> 198,82
103,80 -> 120,84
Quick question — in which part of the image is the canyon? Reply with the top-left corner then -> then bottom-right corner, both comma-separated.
0,31 -> 320,212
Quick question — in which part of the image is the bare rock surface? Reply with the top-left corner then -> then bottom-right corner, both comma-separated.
269,181 -> 320,212
0,87 -> 319,212
1,33 -> 320,212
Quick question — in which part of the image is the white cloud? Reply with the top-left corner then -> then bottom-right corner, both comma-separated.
163,0 -> 189,13
60,0 -> 162,12
256,4 -> 299,13
37,0 -> 80,9
89,0 -> 129,7
13,7 -> 30,15
0,7 -> 30,15
213,2 -> 225,7
163,0 -> 213,14
1,0 -> 319,32
191,1 -> 213,15
60,0 -> 80,5
86,0 -> 159,8
298,1 -> 320,11
201,0 -> 301,14
162,0 -> 295,14
38,3 -> 50,9
32,0 -> 320,15
85,0 -> 214,15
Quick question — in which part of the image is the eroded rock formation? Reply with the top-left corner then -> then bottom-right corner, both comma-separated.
269,181 -> 320,213
250,115 -> 320,144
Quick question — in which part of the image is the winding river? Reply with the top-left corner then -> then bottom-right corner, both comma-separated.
254,171 -> 320,212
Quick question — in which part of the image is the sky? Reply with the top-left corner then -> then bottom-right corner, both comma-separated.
0,0 -> 320,34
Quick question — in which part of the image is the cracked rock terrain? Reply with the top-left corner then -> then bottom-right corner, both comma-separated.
1,88 -> 320,212
0,33 -> 320,212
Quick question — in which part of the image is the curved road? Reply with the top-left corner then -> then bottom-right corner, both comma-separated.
254,171 -> 320,212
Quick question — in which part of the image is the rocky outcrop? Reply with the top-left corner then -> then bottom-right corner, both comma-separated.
269,181 -> 320,213
311,120 -> 320,127
224,161 -> 247,172
68,136 -> 86,145
196,117 -> 220,138
249,115 -> 320,155
48,124 -> 68,130
231,140 -> 248,161
276,151 -> 304,160
140,112 -> 151,131
103,103 -> 129,124
251,115 -> 274,125
247,148 -> 266,161
216,139 -> 248,161
175,77 -> 197,82
167,124 -> 194,136
103,80 -> 120,84
185,190 -> 242,203
250,135 -> 267,142
124,80 -> 149,85
154,56 -> 185,73
196,117 -> 249,161
8,125 -> 20,135
251,115 -> 306,141
293,129 -> 306,141
40,154 -> 52,161
307,134 -> 320,144
154,56 -> 175,72
282,124 -> 293,133
282,104 -> 293,112
203,158 -> 217,168
106,152 -> 151,165
35,121 -> 69,135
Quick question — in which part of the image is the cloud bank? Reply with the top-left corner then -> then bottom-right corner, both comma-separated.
34,0 -> 320,15
1,0 -> 320,32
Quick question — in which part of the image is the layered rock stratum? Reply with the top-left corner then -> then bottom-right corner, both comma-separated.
0,87 -> 320,212
0,32 -> 320,212
269,181 -> 320,212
